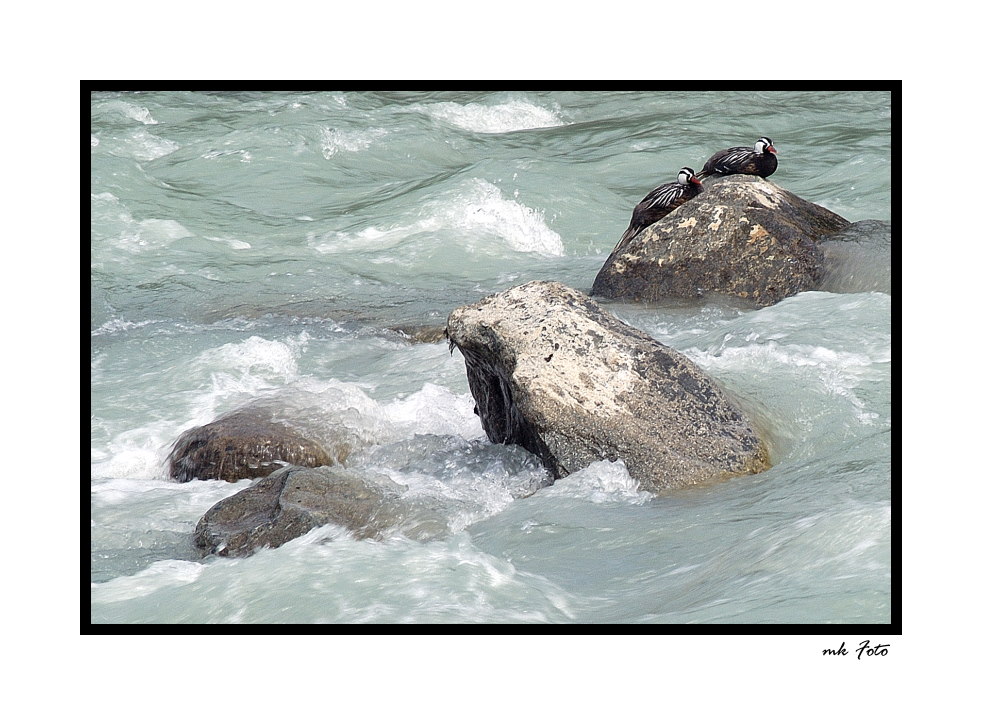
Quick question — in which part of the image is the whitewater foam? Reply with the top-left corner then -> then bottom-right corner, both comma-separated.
320,126 -> 388,158
204,235 -> 252,250
416,98 -> 565,134
93,99 -> 160,125
688,340 -> 884,424
91,193 -> 194,254
309,178 -> 564,257
91,560 -> 204,604
540,459 -> 655,504
91,317 -> 158,337
383,383 -> 485,440
102,128 -> 179,161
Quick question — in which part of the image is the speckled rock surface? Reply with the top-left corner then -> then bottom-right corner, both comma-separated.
591,175 -> 850,306
447,281 -> 770,491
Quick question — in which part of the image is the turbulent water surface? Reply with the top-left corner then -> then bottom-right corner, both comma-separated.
90,90 -> 892,624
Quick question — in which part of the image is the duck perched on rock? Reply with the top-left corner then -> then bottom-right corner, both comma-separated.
613,167 -> 703,253
591,173 -> 852,306
698,137 -> 778,179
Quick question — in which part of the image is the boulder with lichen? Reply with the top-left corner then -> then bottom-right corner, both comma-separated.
447,280 -> 770,491
591,175 -> 851,306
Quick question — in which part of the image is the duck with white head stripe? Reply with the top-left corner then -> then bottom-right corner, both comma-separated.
697,136 -> 778,179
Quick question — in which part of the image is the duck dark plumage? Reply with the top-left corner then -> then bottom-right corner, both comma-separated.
697,137 -> 778,179
613,167 -> 703,253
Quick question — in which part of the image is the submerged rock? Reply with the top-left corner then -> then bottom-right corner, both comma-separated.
816,219 -> 891,295
591,174 -> 851,306
389,324 -> 448,344
446,280 -> 770,491
168,408 -> 348,483
193,464 -> 445,557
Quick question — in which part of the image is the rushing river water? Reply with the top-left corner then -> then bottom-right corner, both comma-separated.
90,90 -> 891,624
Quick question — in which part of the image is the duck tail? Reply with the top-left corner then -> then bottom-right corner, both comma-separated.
611,224 -> 639,255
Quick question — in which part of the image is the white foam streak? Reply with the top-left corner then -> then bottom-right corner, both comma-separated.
320,126 -> 388,158
97,99 -> 160,125
277,379 -> 483,446
188,335 -> 308,415
202,148 -> 252,162
449,180 -> 565,255
124,129 -> 180,160
90,428 -> 171,481
91,317 -> 157,337
204,235 -> 252,250
310,179 -> 564,257
91,192 -> 193,253
688,341 -> 887,424
121,218 -> 192,250
542,459 -> 654,504
310,225 -> 412,255
417,99 -> 565,134
383,383 -> 485,440
91,560 -> 204,602
203,334 -> 306,374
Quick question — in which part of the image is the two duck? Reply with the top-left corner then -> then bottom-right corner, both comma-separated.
614,137 -> 778,252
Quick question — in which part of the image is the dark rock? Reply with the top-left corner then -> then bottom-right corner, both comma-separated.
193,465 -> 417,557
591,175 -> 851,307
168,409 -> 347,483
447,281 -> 770,492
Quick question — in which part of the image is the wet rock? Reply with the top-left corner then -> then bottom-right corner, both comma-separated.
193,465 -> 431,557
168,408 -> 348,483
816,219 -> 891,295
389,324 -> 448,344
591,175 -> 851,307
447,280 -> 770,492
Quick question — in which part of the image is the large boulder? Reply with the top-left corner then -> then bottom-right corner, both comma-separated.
446,281 -> 770,491
168,408 -> 348,483
591,175 -> 851,306
193,465 -> 445,557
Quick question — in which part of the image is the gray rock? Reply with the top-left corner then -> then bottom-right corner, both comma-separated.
168,408 -> 348,483
447,281 -> 770,492
816,220 -> 891,295
193,465 -> 433,557
389,324 -> 449,344
591,175 -> 851,306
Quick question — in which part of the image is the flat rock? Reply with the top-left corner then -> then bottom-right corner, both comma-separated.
591,175 -> 851,306
447,280 -> 770,491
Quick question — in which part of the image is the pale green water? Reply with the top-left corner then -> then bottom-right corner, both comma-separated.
90,90 -> 891,624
